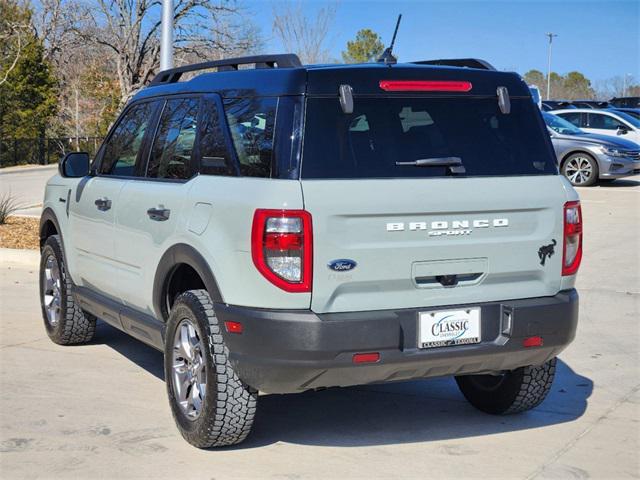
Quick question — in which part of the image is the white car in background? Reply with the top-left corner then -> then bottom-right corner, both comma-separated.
552,108 -> 640,145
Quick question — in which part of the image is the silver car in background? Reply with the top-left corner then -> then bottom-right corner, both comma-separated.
543,112 -> 640,186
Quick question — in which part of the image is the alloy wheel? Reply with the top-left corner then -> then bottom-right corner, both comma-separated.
42,254 -> 62,327
171,319 -> 207,420
565,156 -> 593,185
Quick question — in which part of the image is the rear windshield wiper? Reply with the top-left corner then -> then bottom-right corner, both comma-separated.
395,157 -> 465,174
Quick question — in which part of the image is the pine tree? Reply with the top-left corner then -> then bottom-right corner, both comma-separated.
342,29 -> 385,64
0,1 -> 57,140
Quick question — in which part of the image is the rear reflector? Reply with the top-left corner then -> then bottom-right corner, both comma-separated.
562,201 -> 583,276
353,352 -> 380,364
224,321 -> 243,334
523,336 -> 544,348
379,80 -> 472,92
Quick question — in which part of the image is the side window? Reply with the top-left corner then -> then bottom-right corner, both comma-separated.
588,113 -> 624,130
198,98 -> 236,176
558,112 -> 582,128
100,102 -> 156,176
224,97 -> 277,178
147,97 -> 199,180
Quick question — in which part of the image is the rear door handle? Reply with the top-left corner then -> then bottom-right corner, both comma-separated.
147,207 -> 171,221
94,197 -> 112,211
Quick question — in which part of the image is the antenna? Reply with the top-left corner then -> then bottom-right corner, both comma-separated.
377,14 -> 402,65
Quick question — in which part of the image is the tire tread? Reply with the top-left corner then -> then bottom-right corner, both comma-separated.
168,289 -> 257,448
41,235 -> 96,345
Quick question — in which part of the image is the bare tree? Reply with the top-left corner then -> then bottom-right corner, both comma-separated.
31,0 -> 86,65
272,1 -> 337,64
594,75 -> 637,100
0,6 -> 31,86
72,0 -> 261,104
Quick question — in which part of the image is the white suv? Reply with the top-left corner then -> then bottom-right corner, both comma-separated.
39,55 -> 581,448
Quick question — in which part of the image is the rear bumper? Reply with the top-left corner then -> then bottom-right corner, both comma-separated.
215,289 -> 579,394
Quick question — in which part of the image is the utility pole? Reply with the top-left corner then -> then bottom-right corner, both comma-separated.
623,73 -> 631,97
545,33 -> 557,100
160,0 -> 174,71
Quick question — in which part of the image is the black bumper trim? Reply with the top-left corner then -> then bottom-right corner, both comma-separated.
215,290 -> 578,394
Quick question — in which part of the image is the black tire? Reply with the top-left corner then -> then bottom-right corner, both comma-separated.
39,235 -> 96,345
562,153 -> 599,187
164,289 -> 257,448
455,357 -> 556,414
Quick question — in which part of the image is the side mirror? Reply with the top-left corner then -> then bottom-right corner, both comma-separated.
617,125 -> 629,135
59,152 -> 90,178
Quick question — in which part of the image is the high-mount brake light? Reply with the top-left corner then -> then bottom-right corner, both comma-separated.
251,209 -> 313,293
562,201 -> 583,276
379,80 -> 473,92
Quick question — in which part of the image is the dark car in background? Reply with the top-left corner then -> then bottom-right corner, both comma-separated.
570,100 -> 609,109
542,100 -> 575,111
543,112 -> 640,186
613,108 -> 640,120
609,97 -> 640,108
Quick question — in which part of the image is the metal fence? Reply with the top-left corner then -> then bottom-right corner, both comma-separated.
0,137 -> 103,168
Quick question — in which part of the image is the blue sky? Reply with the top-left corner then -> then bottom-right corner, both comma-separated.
252,0 -> 639,82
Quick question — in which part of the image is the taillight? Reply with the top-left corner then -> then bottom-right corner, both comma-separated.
562,201 -> 583,276
251,209 -> 312,292
379,80 -> 472,92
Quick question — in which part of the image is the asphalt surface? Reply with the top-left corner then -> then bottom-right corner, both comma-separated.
0,165 -> 57,217
0,176 -> 638,479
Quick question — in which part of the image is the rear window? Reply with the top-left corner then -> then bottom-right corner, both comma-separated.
301,97 -> 557,179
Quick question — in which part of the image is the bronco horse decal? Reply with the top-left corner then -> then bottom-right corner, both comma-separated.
538,239 -> 557,266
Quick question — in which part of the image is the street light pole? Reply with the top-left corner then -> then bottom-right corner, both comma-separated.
546,33 -> 557,101
623,73 -> 631,97
160,0 -> 174,71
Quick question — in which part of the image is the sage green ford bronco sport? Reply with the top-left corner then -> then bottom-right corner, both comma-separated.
39,54 -> 581,448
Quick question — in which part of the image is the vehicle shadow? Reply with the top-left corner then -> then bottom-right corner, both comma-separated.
94,321 -> 592,449
597,178 -> 640,188
93,321 -> 165,380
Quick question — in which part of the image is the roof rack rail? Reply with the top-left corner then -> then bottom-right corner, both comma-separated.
413,58 -> 496,71
150,54 -> 302,85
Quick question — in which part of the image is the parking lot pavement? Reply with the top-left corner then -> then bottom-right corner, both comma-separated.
0,165 -> 57,217
0,177 -> 638,480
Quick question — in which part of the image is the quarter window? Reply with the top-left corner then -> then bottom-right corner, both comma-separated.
147,98 -> 200,180
100,102 -> 156,176
224,97 -> 277,178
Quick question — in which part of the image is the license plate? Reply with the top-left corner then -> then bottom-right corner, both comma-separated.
418,307 -> 481,349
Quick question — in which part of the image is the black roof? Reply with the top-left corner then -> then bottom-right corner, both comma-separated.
132,54 -> 529,102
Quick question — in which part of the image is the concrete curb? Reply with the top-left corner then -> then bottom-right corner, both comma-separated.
0,164 -> 57,175
0,248 -> 39,266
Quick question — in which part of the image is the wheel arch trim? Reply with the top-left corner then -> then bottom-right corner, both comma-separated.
39,207 -> 62,251
153,243 -> 223,322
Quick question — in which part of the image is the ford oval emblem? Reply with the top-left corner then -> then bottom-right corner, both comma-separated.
328,259 -> 357,272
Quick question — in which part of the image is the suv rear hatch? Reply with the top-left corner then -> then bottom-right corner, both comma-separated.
300,66 -> 569,313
